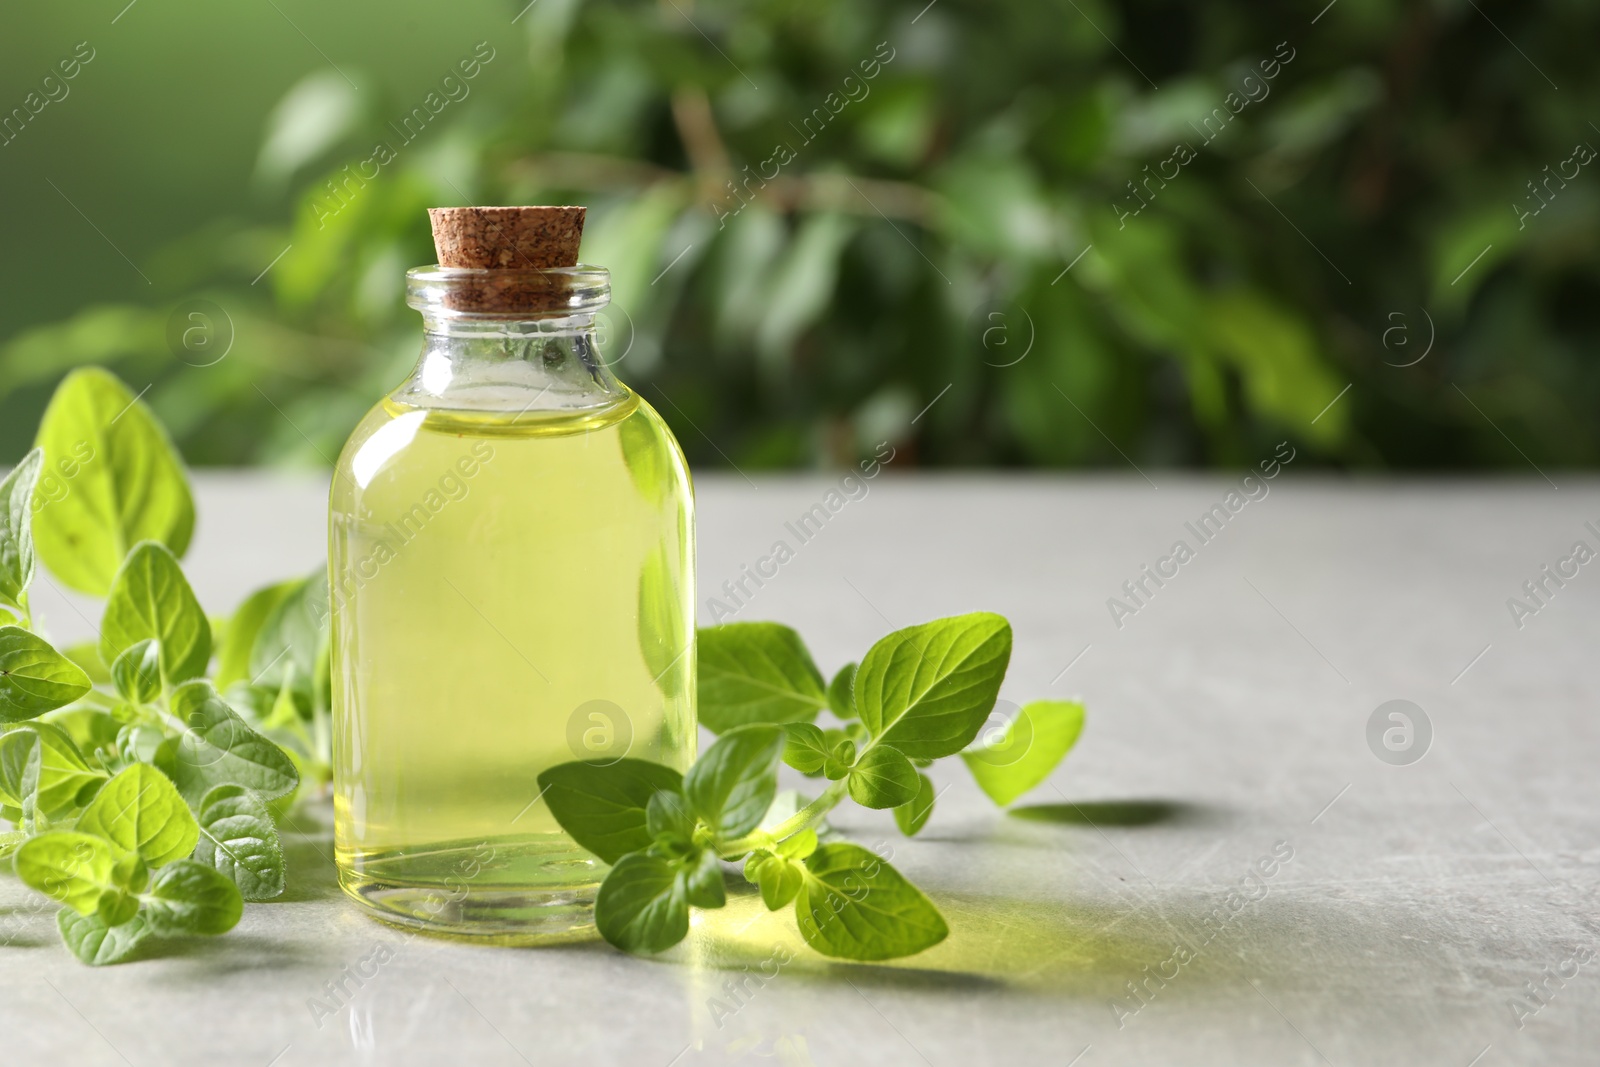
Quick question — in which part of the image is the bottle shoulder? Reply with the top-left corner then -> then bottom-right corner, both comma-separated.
617,394 -> 694,502
331,387 -> 692,508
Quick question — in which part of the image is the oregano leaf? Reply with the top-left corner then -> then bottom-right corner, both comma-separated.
537,759 -> 685,865
192,784 -> 286,900
794,843 -> 948,961
697,623 -> 827,733
0,448 -> 44,609
100,542 -> 210,687
0,626 -> 93,722
32,367 -> 194,597
593,851 -> 690,954
846,746 -> 919,809
854,613 -> 1012,760
684,725 -> 785,839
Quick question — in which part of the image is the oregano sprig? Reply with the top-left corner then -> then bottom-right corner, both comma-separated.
540,613 -> 1088,961
0,368 -> 329,965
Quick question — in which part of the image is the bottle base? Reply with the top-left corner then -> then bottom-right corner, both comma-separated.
336,833 -> 603,945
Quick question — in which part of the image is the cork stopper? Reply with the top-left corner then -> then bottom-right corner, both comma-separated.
426,206 -> 588,313
429,206 -> 585,269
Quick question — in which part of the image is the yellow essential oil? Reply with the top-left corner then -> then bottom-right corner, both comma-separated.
328,240 -> 694,942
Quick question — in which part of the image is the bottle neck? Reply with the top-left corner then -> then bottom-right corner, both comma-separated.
391,311 -> 628,416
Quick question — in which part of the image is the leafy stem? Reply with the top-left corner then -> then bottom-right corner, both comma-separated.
2,368 -> 322,965
540,612 -> 1089,963
722,778 -> 847,855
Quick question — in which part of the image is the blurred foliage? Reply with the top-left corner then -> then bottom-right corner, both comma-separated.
2,0 -> 1598,472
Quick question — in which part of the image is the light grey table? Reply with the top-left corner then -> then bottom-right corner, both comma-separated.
4,472 -> 1596,1066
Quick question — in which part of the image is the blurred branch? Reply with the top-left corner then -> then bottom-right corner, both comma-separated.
513,74 -> 941,227
671,86 -> 732,200
759,172 -> 941,223
1347,5 -> 1435,217
508,151 -> 940,225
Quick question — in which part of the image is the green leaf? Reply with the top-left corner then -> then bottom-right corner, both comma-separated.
248,675 -> 317,798
755,212 -> 856,359
683,848 -> 727,909
823,737 -> 856,781
0,723 -> 105,816
847,746 -> 920,809
141,859 -> 244,936
795,843 -> 948,961
684,724 -> 786,839
248,573 -> 328,698
214,579 -> 298,690
156,681 -> 299,804
1205,291 -> 1346,448
776,829 -> 817,859
46,705 -> 121,754
100,541 -> 211,687
697,622 -> 827,733
220,681 -> 275,726
748,852 -> 804,910
781,722 -> 831,776
645,788 -> 697,844
0,448 -> 44,609
961,700 -> 1086,807
32,367 -> 195,596
110,639 -> 162,704
0,728 -> 41,825
894,772 -> 937,836
536,759 -> 685,864
0,626 -> 93,721
58,908 -> 152,966
827,662 -> 858,719
192,784 -> 285,900
593,851 -> 690,954
13,831 -> 123,915
854,613 -> 1012,760
97,883 -> 142,927
76,763 -> 199,868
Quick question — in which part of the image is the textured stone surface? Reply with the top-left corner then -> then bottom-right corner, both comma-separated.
4,472 -> 1595,1066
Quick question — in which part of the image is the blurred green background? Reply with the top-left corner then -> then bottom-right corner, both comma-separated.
1,0 -> 1595,472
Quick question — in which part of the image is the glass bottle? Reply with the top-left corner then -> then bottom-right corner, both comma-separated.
328,246 -> 695,942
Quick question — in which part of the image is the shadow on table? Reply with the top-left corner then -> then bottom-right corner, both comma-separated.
123,931 -> 326,970
672,848 -> 1401,1007
1006,798 -> 1218,828
273,803 -> 343,904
